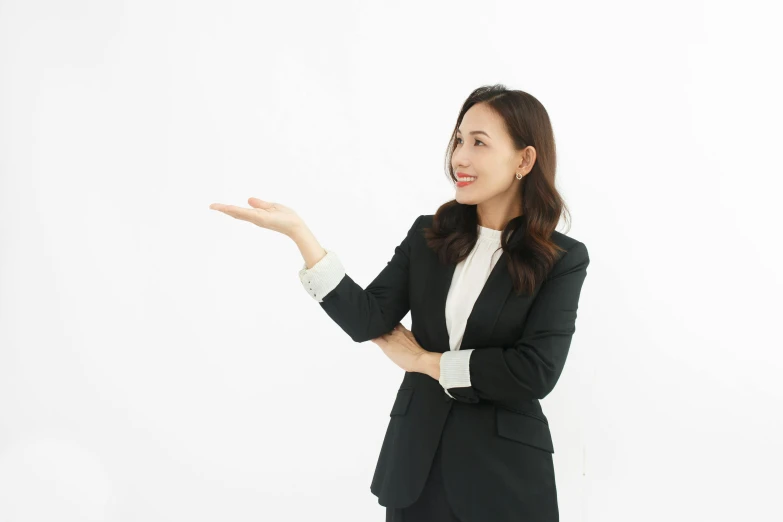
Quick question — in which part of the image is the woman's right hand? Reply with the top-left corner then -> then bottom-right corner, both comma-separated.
209,197 -> 305,237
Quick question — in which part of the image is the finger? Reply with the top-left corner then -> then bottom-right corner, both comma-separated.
209,204 -> 256,221
248,197 -> 275,210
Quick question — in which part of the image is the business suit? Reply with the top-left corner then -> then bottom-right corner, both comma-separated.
313,213 -> 590,522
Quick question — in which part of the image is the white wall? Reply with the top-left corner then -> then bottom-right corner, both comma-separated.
1,1 -> 781,520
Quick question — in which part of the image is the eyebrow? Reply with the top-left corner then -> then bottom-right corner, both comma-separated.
457,128 -> 491,139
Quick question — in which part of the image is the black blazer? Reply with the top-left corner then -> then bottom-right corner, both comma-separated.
316,213 -> 590,522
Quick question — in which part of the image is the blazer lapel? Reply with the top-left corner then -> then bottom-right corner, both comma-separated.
422,249 -> 514,353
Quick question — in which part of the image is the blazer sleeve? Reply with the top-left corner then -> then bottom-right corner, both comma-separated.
442,241 -> 590,405
298,214 -> 424,343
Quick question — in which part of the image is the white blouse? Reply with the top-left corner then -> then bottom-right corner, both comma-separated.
298,223 -> 503,399
440,224 -> 502,397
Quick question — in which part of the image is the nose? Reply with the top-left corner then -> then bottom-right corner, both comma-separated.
452,156 -> 470,171
452,149 -> 470,169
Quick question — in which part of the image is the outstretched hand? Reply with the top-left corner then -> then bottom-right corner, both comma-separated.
209,197 -> 305,237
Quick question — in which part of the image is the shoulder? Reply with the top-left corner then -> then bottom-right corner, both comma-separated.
410,214 -> 434,235
551,230 -> 587,255
416,215 -> 587,256
419,215 -> 584,248
549,230 -> 589,275
413,214 -> 587,274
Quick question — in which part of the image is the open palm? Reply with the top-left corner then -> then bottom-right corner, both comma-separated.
209,197 -> 304,237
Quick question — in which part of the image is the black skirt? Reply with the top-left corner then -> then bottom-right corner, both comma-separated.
385,436 -> 463,522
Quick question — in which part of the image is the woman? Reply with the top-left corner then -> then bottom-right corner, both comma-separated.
210,85 -> 590,522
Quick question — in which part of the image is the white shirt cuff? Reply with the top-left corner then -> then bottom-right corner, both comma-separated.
439,349 -> 474,395
298,249 -> 346,302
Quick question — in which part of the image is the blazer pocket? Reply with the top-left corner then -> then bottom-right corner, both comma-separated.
390,387 -> 414,416
495,406 -> 555,453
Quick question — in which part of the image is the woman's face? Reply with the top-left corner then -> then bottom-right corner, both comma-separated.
451,103 -> 534,207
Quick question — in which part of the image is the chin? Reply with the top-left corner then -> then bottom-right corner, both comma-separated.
455,193 -> 479,205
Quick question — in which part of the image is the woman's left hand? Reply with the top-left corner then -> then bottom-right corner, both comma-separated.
372,323 -> 428,373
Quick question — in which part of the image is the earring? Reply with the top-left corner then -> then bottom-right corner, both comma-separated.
515,172 -> 523,180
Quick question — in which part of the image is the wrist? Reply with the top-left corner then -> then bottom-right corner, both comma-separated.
419,352 -> 442,381
288,221 -> 311,242
290,224 -> 329,270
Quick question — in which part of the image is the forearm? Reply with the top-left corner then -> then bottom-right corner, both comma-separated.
290,224 -> 327,269
441,242 -> 590,406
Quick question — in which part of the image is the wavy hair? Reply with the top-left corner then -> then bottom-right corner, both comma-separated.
423,84 -> 573,296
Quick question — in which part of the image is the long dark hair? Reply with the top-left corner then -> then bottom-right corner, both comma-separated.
423,84 -> 572,297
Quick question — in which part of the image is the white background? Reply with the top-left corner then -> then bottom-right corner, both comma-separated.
1,0 -> 781,520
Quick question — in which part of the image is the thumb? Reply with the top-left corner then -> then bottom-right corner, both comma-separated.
248,197 -> 274,210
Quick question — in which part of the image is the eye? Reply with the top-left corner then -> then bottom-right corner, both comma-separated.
455,137 -> 485,146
